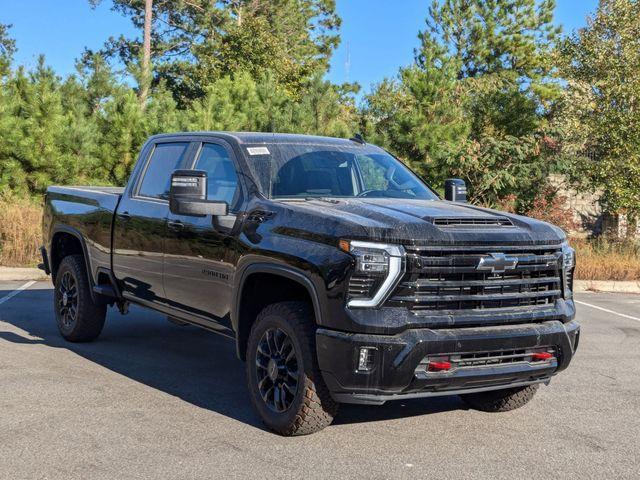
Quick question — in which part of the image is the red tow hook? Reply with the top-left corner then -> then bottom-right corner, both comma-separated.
531,352 -> 554,361
427,360 -> 452,372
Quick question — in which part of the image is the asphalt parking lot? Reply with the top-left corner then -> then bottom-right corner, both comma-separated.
1,281 -> 639,480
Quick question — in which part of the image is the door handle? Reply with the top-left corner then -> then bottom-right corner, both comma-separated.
117,211 -> 131,221
168,220 -> 184,230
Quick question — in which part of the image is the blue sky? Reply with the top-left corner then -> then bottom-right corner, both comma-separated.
3,0 -> 599,90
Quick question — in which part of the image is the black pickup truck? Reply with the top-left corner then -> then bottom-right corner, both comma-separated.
40,132 -> 579,435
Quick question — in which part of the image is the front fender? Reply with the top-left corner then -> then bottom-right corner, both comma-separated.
232,261 -> 324,331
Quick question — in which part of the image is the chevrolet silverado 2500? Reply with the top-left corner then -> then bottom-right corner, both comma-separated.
40,132 -> 580,435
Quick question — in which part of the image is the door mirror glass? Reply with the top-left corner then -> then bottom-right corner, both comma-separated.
169,169 -> 228,216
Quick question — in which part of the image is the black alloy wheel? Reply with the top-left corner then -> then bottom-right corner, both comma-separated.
255,327 -> 299,413
57,271 -> 79,329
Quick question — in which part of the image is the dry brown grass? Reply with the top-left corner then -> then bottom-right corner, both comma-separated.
572,237 -> 640,281
0,195 -> 42,267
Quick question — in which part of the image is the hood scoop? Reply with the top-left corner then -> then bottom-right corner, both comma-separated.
431,217 -> 514,228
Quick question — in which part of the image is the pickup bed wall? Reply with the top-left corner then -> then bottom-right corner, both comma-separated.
44,186 -> 123,282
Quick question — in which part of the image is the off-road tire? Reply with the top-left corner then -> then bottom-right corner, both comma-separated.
54,254 -> 106,342
246,301 -> 338,436
461,384 -> 540,412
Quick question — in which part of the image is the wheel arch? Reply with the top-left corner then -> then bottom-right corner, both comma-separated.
233,263 -> 323,361
50,226 -> 96,301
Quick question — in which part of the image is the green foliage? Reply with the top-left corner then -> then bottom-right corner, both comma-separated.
0,24 -> 355,195
365,0 -> 563,206
0,23 -> 16,78
364,59 -> 469,182
90,0 -> 341,104
185,71 -> 357,136
2,0 -> 639,226
558,0 -> 640,216
423,0 -> 560,82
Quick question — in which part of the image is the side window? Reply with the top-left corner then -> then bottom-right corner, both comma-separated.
138,142 -> 189,198
195,143 -> 239,205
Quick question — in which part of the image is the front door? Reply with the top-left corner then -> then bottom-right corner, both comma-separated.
163,141 -> 242,321
112,141 -> 192,304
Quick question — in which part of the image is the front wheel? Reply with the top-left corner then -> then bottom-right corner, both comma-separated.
460,384 -> 540,412
246,301 -> 338,436
54,255 -> 106,342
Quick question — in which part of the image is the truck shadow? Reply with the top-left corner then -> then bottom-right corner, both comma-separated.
0,286 -> 464,432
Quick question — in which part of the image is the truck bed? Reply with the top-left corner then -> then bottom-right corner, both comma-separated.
43,185 -> 124,282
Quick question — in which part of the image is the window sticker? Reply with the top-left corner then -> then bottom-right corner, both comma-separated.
247,146 -> 270,156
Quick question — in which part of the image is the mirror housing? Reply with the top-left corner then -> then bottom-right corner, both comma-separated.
169,169 -> 228,217
444,178 -> 467,203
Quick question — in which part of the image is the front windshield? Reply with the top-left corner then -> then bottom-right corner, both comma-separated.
244,143 -> 438,200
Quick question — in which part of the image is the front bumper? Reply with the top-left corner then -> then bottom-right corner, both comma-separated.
316,320 -> 580,405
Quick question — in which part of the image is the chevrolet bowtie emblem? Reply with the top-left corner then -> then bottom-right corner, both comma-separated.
476,253 -> 518,273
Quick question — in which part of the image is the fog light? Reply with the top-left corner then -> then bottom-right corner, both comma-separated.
357,347 -> 376,372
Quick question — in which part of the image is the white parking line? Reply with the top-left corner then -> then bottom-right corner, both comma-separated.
575,300 -> 640,324
0,280 -> 36,306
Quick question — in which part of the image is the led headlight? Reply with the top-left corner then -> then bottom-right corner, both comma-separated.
561,242 -> 575,299
341,240 -> 405,308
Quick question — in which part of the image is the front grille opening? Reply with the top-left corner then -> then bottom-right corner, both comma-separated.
389,246 -> 563,313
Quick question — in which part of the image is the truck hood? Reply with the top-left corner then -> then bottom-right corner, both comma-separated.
273,198 -> 566,246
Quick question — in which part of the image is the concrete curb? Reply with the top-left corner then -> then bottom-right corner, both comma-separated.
0,267 -> 638,294
574,280 -> 640,294
0,267 -> 48,281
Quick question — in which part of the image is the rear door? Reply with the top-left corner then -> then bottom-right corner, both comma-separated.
112,140 -> 194,304
163,140 -> 243,321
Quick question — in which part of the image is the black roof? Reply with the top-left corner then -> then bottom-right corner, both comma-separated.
148,131 -> 366,147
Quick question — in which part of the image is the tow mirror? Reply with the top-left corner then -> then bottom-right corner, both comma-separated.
444,178 -> 467,203
169,169 -> 228,217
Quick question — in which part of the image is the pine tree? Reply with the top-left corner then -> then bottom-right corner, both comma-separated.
58,75 -> 101,183
95,87 -> 146,185
0,24 -> 22,194
90,0 -> 341,104
292,75 -> 357,137
187,73 -> 263,131
365,0 -> 562,205
364,40 -> 469,185
12,57 -> 69,193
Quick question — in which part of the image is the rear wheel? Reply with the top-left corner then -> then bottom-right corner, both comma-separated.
246,301 -> 338,435
460,384 -> 540,412
54,255 -> 106,342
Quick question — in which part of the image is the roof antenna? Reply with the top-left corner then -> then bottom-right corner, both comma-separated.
350,133 -> 365,144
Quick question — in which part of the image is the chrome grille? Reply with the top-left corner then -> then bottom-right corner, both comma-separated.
389,245 -> 563,311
